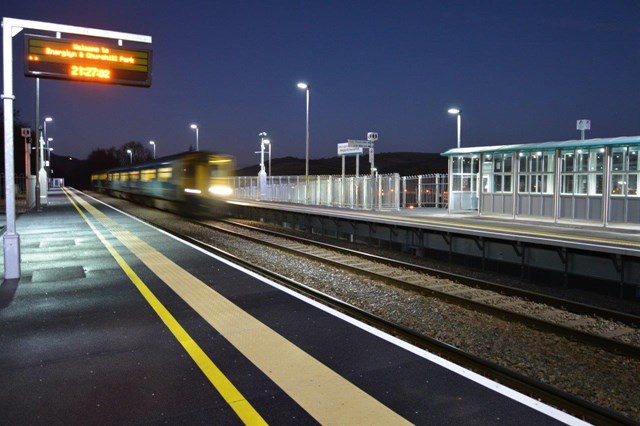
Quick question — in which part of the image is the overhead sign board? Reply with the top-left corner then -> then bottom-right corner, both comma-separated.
346,139 -> 374,149
338,143 -> 363,156
576,119 -> 591,131
25,35 -> 152,87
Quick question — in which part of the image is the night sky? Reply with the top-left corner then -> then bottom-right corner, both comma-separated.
3,0 -> 639,167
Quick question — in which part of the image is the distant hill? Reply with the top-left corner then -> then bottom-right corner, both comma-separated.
236,152 -> 447,177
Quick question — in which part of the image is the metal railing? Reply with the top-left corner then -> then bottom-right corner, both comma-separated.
400,174 -> 449,208
230,173 -> 448,210
0,174 -> 28,199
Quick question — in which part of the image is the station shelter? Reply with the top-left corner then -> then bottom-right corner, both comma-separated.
441,136 -> 640,226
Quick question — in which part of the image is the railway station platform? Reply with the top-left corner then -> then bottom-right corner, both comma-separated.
227,200 -> 640,299
0,188 -> 585,424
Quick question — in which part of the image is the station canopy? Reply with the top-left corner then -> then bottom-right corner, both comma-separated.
441,136 -> 640,157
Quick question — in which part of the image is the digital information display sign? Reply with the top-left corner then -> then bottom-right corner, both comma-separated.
25,35 -> 152,87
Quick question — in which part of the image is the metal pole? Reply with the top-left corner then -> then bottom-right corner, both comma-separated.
305,87 -> 310,178
2,18 -> 21,278
196,127 -> 199,151
457,113 -> 461,149
35,79 -> 41,210
268,143 -> 271,177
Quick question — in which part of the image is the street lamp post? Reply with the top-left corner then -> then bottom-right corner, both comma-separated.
258,132 -> 269,199
43,116 -> 52,142
42,117 -> 52,170
38,116 -> 52,205
149,140 -> 156,159
46,137 -> 53,166
265,139 -> 271,177
258,132 -> 268,176
297,82 -> 310,178
190,124 -> 199,151
126,149 -> 132,164
448,108 -> 461,149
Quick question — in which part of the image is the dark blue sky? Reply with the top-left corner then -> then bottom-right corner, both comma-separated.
3,0 -> 639,167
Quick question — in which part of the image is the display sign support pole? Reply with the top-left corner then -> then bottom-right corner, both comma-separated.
2,17 -> 151,279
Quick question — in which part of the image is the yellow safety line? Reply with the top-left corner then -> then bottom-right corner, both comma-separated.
378,214 -> 640,248
62,188 -> 267,425
64,188 -> 411,425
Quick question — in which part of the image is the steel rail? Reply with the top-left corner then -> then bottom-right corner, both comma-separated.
167,225 -> 637,426
221,219 -> 640,326
190,218 -> 640,359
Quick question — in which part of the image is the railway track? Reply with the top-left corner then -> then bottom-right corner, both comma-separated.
195,218 -> 640,359
160,218 -> 634,426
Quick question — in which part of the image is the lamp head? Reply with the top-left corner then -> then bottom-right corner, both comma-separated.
297,82 -> 308,90
190,124 -> 198,129
448,108 -> 461,115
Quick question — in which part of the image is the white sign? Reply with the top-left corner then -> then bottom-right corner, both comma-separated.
576,119 -> 591,131
21,128 -> 31,138
346,139 -> 374,148
367,132 -> 378,142
338,143 -> 364,156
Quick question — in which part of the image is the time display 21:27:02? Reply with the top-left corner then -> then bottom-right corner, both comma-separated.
70,65 -> 111,79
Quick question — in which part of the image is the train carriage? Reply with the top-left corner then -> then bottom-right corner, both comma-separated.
91,151 -> 235,216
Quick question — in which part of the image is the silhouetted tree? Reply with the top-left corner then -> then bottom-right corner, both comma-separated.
86,147 -> 119,173
119,141 -> 153,166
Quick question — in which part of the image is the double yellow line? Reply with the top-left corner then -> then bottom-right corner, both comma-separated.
63,189 -> 409,425
64,188 -> 266,424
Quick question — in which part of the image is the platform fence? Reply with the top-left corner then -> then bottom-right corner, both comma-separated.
0,174 -> 28,197
230,173 -> 448,210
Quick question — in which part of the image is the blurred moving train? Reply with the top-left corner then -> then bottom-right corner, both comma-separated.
91,151 -> 235,215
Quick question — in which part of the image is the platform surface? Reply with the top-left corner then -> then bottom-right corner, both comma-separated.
0,189 -> 585,424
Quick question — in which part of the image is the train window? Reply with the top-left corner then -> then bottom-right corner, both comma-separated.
121,172 -> 129,182
141,169 -> 156,182
209,165 -> 222,177
158,167 -> 172,181
130,171 -> 140,182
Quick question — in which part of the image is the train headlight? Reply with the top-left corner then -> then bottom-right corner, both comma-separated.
209,185 -> 233,196
184,188 -> 202,194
